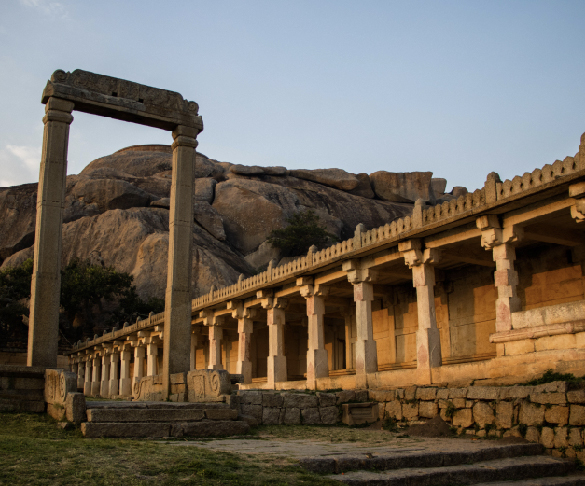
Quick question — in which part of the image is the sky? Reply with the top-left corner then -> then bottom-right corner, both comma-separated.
1,1 -> 584,193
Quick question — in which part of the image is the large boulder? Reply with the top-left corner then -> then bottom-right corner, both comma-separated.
370,171 -> 434,203
288,168 -> 359,191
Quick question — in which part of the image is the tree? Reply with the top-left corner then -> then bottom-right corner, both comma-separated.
0,258 -> 34,349
267,210 -> 338,257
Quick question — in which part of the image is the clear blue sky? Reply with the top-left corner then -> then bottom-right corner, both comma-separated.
1,0 -> 584,192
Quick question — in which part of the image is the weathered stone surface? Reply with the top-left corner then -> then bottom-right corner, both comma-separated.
187,370 -> 231,402
431,178 -> 447,197
301,407 -> 322,425
545,406 -> 569,425
452,398 -> 466,409
65,392 -> 86,425
336,390 -> 356,404
416,388 -> 437,400
554,427 -> 568,448
385,400 -> 403,420
193,202 -> 226,241
569,427 -> 583,446
283,394 -> 319,409
402,402 -> 419,420
205,409 -> 238,421
316,392 -> 336,408
240,391 -> 262,405
500,386 -> 533,399
405,386 -> 417,401
87,408 -> 205,423
473,402 -> 495,427
262,407 -> 282,425
437,389 -> 449,400
81,422 -> 171,438
238,414 -> 258,427
71,178 -> 152,212
342,403 -> 378,425
496,401 -> 514,429
448,388 -> 468,399
241,404 -> 262,421
530,392 -> 566,405
288,168 -> 359,191
194,177 -> 216,202
568,389 -> 585,404
520,403 -> 545,426
453,409 -> 473,428
172,420 -> 250,438
370,171 -> 433,203
533,382 -> 567,394
467,386 -> 499,400
570,405 -> 585,425
355,390 -> 368,402
347,173 -> 375,199
262,393 -> 284,408
540,426 -> 555,448
419,401 -> 439,418
320,406 -> 339,424
369,389 -> 396,402
525,426 -> 540,443
284,407 -> 301,425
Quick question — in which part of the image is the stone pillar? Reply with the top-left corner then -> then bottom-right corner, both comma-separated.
162,125 -> 200,399
343,261 -> 377,388
146,342 -> 159,376
261,295 -> 288,387
208,325 -> 223,370
76,358 -> 84,390
83,359 -> 91,395
100,353 -> 111,397
91,355 -> 101,396
477,216 -> 523,334
109,350 -> 119,397
229,302 -> 255,384
70,360 -> 77,374
299,279 -> 329,389
133,345 -> 146,386
344,309 -> 357,370
27,97 -> 74,367
399,240 -> 442,370
119,348 -> 133,398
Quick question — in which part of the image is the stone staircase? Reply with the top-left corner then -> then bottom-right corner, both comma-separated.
81,400 -> 251,438
299,442 -> 585,485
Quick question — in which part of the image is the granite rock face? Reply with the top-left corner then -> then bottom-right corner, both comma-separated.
0,145 -> 447,300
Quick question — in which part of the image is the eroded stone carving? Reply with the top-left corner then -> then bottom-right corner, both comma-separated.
187,369 -> 231,402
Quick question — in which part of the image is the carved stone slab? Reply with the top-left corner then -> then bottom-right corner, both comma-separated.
42,69 -> 203,131
187,369 -> 231,402
45,368 -> 86,424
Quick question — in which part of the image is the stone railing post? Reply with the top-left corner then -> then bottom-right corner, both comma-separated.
343,260 -> 378,388
28,97 -> 74,367
162,124 -> 200,399
399,239 -> 442,371
477,215 -> 523,336
260,291 -> 288,387
299,277 -> 329,389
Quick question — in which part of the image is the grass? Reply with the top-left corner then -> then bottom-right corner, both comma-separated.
0,413 -> 342,485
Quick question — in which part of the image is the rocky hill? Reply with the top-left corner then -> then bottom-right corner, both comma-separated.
0,145 -> 465,300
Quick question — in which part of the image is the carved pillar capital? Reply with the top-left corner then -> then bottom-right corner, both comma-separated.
570,182 -> 585,223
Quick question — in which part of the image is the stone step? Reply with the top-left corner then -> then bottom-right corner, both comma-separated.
81,420 -> 250,438
473,475 -> 585,485
0,398 -> 45,413
328,455 -> 575,486
85,400 -> 230,410
300,443 -> 545,474
0,388 -> 44,400
86,407 -> 238,423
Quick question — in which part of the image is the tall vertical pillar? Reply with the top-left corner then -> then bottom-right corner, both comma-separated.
76,357 -> 85,390
344,309 -> 357,370
100,352 -> 111,397
133,345 -> 146,386
343,261 -> 378,389
83,358 -> 91,395
91,355 -> 101,396
229,302 -> 254,384
28,97 -> 74,367
477,216 -> 523,335
260,294 -> 288,387
162,125 -> 200,399
299,279 -> 329,389
109,350 -> 119,397
208,324 -> 223,370
190,328 -> 200,370
119,347 -> 133,398
399,240 -> 442,371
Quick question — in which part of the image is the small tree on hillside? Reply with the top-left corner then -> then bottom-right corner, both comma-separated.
267,210 -> 337,257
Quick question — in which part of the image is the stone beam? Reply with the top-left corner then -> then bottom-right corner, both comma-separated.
42,69 -> 203,131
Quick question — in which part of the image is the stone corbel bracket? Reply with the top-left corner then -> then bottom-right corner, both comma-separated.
398,239 -> 441,268
342,260 -> 378,284
570,182 -> 585,223
476,215 -> 524,249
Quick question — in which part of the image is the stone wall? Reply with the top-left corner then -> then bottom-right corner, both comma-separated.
238,389 -> 368,425
370,381 -> 585,460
